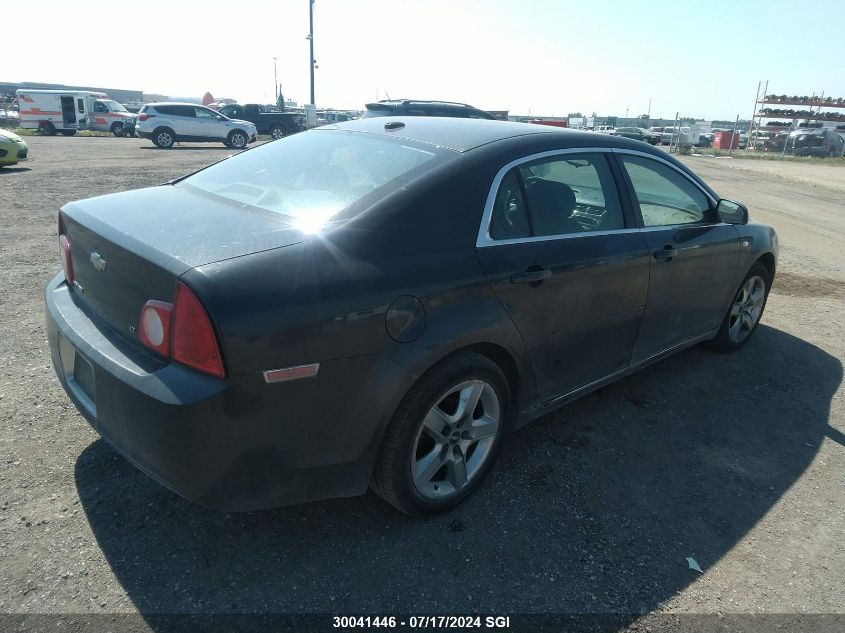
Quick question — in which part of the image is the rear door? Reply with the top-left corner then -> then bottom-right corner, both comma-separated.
476,150 -> 650,401
163,105 -> 196,137
614,151 -> 740,363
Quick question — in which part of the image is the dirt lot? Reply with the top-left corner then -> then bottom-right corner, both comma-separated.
1,137 -> 843,630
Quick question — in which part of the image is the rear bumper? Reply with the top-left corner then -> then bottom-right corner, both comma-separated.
45,273 -> 410,511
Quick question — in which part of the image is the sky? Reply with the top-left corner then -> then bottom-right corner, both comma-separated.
9,0 -> 845,120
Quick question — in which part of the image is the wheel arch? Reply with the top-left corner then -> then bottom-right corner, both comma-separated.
756,251 -> 776,281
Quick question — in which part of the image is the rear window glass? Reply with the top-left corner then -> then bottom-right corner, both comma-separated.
178,130 -> 448,232
362,108 -> 393,118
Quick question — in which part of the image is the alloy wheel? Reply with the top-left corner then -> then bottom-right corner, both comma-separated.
411,379 -> 501,499
728,275 -> 766,343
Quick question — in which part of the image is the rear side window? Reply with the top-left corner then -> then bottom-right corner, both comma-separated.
77,99 -> 84,113
156,105 -> 194,117
620,155 -> 710,226
488,153 -> 625,240
179,130 -> 448,232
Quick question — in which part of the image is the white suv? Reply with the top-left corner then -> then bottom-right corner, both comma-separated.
135,103 -> 258,149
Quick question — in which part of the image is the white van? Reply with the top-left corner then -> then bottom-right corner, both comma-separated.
16,89 -> 137,136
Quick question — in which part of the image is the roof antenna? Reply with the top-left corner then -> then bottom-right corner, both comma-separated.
385,91 -> 391,101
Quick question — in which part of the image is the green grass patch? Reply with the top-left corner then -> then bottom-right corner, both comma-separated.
8,127 -> 117,138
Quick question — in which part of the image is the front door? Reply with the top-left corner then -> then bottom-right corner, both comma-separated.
476,151 -> 650,401
193,106 -> 225,140
615,152 -> 741,363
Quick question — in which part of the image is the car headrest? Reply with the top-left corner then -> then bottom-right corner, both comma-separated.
526,179 -> 580,236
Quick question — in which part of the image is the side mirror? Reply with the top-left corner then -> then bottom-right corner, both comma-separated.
716,199 -> 748,225
216,115 -> 225,121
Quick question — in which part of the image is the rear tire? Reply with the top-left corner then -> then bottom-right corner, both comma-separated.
152,128 -> 175,149
709,262 -> 771,352
371,352 -> 510,515
60,130 -> 77,137
227,130 -> 248,149
270,124 -> 286,140
111,122 -> 125,137
38,121 -> 56,136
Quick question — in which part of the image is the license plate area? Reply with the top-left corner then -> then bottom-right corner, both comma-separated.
58,333 -> 97,416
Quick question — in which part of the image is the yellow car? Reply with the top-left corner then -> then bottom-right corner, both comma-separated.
0,128 -> 28,167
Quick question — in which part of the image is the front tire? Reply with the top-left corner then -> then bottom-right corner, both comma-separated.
60,130 -> 77,137
111,122 -> 125,137
710,262 -> 771,351
227,130 -> 248,149
372,352 -> 510,515
152,128 -> 175,148
270,124 -> 286,140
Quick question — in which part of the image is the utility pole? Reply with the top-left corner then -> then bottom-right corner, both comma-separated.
273,57 -> 278,100
729,114 -> 739,156
308,0 -> 315,105
647,98 -> 652,126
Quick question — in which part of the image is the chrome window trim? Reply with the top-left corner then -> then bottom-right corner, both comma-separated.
476,147 -> 614,248
476,146 -> 719,248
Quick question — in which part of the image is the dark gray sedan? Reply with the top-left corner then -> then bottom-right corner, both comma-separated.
45,118 -> 777,515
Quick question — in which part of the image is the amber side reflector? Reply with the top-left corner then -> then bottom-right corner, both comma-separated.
263,363 -> 320,384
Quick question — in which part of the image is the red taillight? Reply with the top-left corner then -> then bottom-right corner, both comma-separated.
139,283 -> 225,378
138,113 -> 152,121
58,214 -> 74,285
171,284 -> 225,378
139,300 -> 173,356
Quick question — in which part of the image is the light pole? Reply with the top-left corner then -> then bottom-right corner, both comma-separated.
647,98 -> 652,126
308,0 -> 315,105
273,57 -> 278,100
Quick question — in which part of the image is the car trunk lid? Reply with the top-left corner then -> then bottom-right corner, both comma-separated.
60,184 -> 308,342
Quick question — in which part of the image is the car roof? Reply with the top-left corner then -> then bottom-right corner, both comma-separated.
147,102 -> 208,107
366,99 -> 480,109
320,116 -> 655,154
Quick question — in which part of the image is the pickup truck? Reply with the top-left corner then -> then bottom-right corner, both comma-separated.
217,104 -> 306,139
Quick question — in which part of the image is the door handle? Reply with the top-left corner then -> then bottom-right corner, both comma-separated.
510,267 -> 551,284
653,245 -> 678,261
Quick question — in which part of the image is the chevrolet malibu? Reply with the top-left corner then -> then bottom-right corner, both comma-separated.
46,118 -> 777,515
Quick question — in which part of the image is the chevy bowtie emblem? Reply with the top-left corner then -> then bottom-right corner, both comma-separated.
90,252 -> 107,271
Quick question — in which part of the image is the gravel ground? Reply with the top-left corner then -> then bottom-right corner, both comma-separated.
1,137 -> 843,630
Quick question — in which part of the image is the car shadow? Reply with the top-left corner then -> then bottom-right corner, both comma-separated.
0,166 -> 31,173
75,325 -> 841,621
138,146 -> 238,152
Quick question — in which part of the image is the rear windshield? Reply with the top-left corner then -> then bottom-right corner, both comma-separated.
362,107 -> 393,118
178,130 -> 448,232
